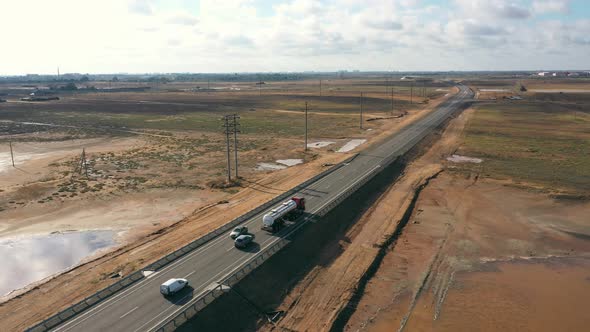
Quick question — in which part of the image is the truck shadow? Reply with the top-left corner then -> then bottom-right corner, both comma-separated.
178,156 -> 411,332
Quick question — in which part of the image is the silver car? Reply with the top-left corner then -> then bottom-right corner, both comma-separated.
230,226 -> 248,239
234,234 -> 254,248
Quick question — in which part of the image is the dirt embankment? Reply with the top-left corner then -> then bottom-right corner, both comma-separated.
259,104 -> 473,332
0,90 -> 457,331
347,174 -> 590,332
264,100 -> 590,332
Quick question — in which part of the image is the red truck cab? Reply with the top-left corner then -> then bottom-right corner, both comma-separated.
292,196 -> 305,210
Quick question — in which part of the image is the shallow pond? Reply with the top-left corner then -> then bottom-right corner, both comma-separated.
0,230 -> 115,296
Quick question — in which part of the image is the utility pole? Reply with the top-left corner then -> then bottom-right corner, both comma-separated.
9,140 -> 15,167
359,92 -> 363,129
304,102 -> 308,151
232,114 -> 240,179
319,79 -> 322,97
207,78 -> 210,90
410,83 -> 414,104
81,148 -> 88,177
391,87 -> 394,112
223,115 -> 232,182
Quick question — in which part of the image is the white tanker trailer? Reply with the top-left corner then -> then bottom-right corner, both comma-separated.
261,196 -> 306,232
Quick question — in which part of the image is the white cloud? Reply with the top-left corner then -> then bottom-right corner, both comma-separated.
128,0 -> 154,15
532,0 -> 570,14
165,12 -> 199,26
0,0 -> 588,74
453,0 -> 531,20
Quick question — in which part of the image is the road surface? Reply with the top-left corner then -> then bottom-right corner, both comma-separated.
50,85 -> 473,332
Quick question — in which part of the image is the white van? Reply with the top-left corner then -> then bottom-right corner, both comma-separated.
160,278 -> 188,296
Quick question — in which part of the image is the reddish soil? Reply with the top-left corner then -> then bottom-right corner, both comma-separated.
263,104 -> 472,332
346,173 -> 590,332
0,85 -> 455,330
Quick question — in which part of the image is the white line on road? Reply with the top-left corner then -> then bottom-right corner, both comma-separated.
119,306 -> 138,319
184,270 -> 196,279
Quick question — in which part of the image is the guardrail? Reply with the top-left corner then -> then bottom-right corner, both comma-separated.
153,153 -> 400,332
152,93 -> 473,331
144,153 -> 358,272
26,154 -> 358,332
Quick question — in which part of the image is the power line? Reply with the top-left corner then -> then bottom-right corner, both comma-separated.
233,114 -> 240,179
222,114 -> 240,182
9,140 -> 15,167
360,91 -> 364,124
304,102 -> 308,151
391,87 -> 394,113
81,148 -> 88,178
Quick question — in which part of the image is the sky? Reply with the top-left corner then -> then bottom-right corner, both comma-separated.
0,0 -> 589,75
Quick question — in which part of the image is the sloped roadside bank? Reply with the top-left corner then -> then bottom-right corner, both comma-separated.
176,103 -> 472,331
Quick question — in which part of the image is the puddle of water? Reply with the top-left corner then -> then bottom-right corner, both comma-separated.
307,141 -> 335,149
337,139 -> 366,153
255,163 -> 287,171
446,154 -> 483,163
276,159 -> 303,167
0,230 -> 115,296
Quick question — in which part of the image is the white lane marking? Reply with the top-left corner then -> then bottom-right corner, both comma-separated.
226,246 -> 234,252
132,251 -> 252,332
53,228 -> 243,331
184,270 -> 196,279
56,89 -> 470,331
144,164 -> 383,331
141,92 -> 472,330
119,306 -> 138,319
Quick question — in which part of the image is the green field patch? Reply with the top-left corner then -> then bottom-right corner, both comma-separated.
457,102 -> 590,193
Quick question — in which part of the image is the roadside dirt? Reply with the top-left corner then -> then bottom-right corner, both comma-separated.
267,98 -> 590,332
0,89 -> 456,331
0,151 -> 350,330
262,106 -> 473,332
348,173 -> 590,332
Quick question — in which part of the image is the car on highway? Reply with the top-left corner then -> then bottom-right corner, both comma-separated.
160,278 -> 188,296
230,226 -> 248,239
234,234 -> 255,248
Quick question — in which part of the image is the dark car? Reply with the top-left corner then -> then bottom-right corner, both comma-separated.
230,226 -> 248,239
234,234 -> 254,248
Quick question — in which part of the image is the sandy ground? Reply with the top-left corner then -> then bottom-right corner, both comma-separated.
0,138 -> 226,238
263,99 -> 590,332
530,89 -> 590,93
0,151 -> 351,330
0,137 -> 142,187
264,105 -> 472,332
348,174 -> 590,332
0,87 -> 455,330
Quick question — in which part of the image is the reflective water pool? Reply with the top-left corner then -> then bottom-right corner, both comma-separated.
0,230 -> 115,296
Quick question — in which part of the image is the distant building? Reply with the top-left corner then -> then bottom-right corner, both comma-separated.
537,72 -> 550,76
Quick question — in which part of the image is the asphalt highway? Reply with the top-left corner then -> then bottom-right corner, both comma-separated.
50,85 -> 473,332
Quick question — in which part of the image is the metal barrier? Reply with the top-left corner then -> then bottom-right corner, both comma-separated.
26,270 -> 144,332
29,89 -> 471,332
26,154 -> 358,332
148,91 -> 471,331
153,154 -> 401,332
